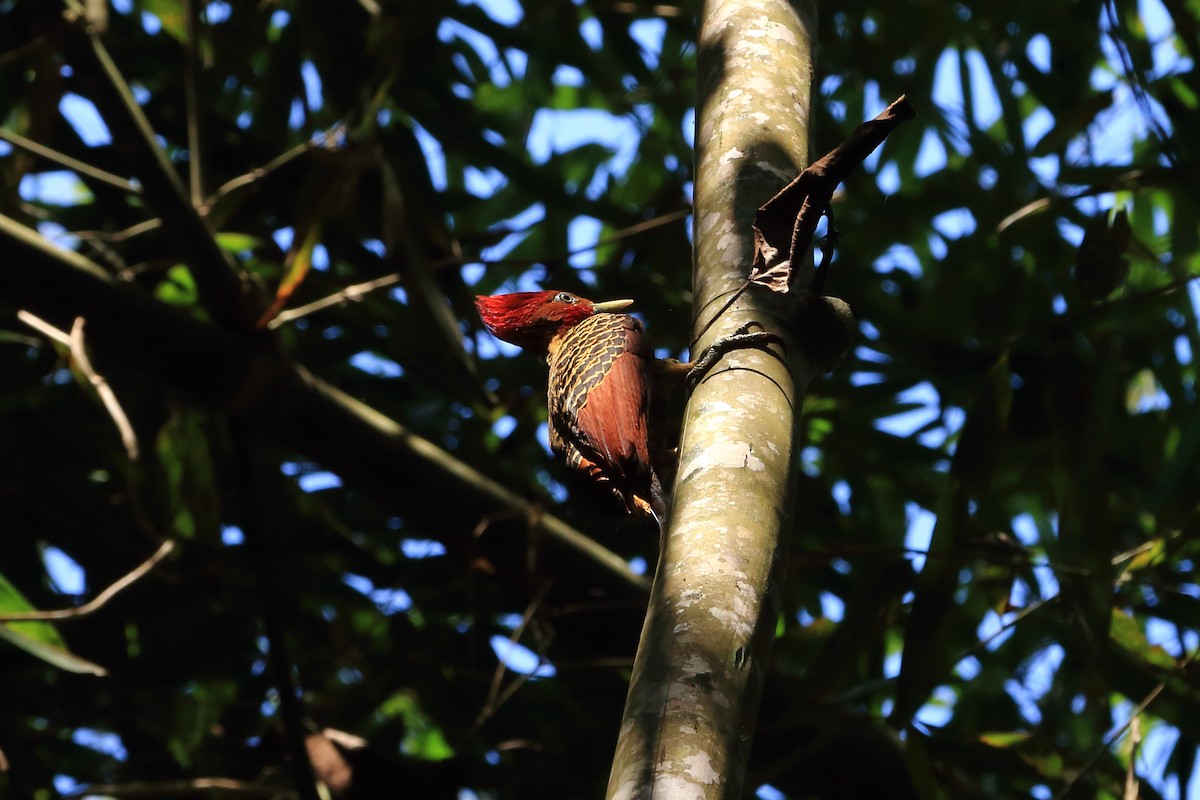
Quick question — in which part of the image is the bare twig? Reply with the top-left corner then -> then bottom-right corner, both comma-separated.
16,309 -> 71,346
431,207 -> 691,271
183,0 -> 203,206
0,540 -> 175,623
0,128 -> 138,194
83,0 -> 107,32
604,1 -> 686,16
477,581 -> 553,726
48,6 -> 258,329
1052,647 -> 1198,800
73,218 -> 163,243
971,597 -> 1054,655
18,312 -> 140,461
16,306 -> 159,540
269,272 -> 401,328
63,777 -> 281,798
1123,716 -> 1140,800
198,125 -> 345,217
0,35 -> 46,69
995,166 -> 1180,235
269,209 -> 691,328
69,317 -> 140,461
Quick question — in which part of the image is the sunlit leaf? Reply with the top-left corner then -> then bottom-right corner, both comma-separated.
979,731 -> 1031,748
378,691 -> 455,761
0,624 -> 107,676
0,571 -> 66,650
215,232 -> 263,253
0,575 -> 105,675
156,265 -> 199,307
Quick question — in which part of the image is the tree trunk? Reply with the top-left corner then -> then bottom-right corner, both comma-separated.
606,0 -> 820,797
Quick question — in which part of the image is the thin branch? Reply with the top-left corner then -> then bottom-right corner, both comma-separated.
16,309 -> 71,346
971,596 -> 1054,655
995,167 -> 1171,234
73,218 -> 163,243
0,35 -> 47,69
17,312 -> 140,461
477,581 -> 553,726
1052,647 -> 1199,800
603,1 -> 687,16
1002,272 -> 1200,348
0,128 -> 139,194
269,209 -> 690,328
17,307 -> 158,541
83,0 -> 108,32
270,272 -> 401,328
1123,716 -> 1140,800
430,207 -> 691,271
0,540 -> 175,623
198,125 -> 345,217
69,317 -> 140,461
538,207 -> 691,263
45,5 -> 258,329
183,0 -> 203,206
807,542 -> 1092,577
63,777 -> 284,798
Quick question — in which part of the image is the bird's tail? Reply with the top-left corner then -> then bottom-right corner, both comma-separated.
648,469 -> 668,542
629,470 -> 668,541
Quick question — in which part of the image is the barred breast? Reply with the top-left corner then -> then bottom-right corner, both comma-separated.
546,313 -> 655,515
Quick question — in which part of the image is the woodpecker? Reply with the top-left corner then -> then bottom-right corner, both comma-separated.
476,290 -> 665,524
476,289 -> 783,534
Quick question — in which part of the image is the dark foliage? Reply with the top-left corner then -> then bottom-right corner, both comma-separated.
1,0 -> 1198,797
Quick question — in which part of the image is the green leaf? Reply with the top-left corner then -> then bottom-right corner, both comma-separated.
0,572 -> 106,675
379,691 -> 455,761
156,265 -> 200,307
142,0 -> 188,41
1110,608 -> 1176,671
215,232 -> 263,254
0,571 -> 66,649
0,624 -> 108,676
979,731 -> 1031,748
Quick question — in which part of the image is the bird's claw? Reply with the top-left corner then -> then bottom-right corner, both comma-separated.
686,324 -> 784,389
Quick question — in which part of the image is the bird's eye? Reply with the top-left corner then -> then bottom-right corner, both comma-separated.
554,292 -> 576,304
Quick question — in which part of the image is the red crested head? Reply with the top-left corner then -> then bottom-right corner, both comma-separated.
475,290 -> 633,350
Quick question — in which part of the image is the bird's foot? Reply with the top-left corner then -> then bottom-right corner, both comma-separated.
686,323 -> 784,389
